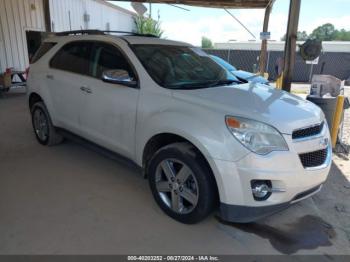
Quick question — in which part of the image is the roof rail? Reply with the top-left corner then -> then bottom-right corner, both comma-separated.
104,31 -> 159,38
55,30 -> 159,38
55,30 -> 105,36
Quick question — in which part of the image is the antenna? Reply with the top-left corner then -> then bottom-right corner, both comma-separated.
167,4 -> 190,11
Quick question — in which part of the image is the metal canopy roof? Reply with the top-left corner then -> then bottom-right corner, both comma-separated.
110,0 -> 271,9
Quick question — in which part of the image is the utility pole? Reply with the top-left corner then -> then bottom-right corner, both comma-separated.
282,0 -> 302,92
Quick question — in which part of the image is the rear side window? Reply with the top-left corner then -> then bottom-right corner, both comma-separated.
31,42 -> 57,64
50,41 -> 92,76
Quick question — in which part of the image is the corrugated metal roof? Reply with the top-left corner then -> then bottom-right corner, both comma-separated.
110,0 -> 271,9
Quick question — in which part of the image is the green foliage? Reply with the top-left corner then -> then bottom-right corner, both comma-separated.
297,31 -> 309,41
281,31 -> 310,41
134,15 -> 164,37
333,29 -> 350,41
310,23 -> 337,41
280,24 -> 350,41
202,36 -> 213,49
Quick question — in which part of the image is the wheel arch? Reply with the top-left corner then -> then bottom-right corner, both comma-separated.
28,92 -> 43,110
141,132 -> 220,201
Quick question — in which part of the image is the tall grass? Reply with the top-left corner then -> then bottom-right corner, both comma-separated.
134,15 -> 164,37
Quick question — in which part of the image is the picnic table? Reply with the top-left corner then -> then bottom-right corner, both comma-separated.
0,70 -> 27,94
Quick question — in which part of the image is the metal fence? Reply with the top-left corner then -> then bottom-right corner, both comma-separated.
204,49 -> 350,82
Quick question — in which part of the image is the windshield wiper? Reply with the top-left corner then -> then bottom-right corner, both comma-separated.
167,82 -> 212,89
207,79 -> 242,87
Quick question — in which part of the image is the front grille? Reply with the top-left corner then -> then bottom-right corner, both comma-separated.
292,122 -> 324,140
299,148 -> 328,168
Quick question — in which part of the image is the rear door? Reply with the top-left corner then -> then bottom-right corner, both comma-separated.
47,41 -> 93,133
79,41 -> 140,159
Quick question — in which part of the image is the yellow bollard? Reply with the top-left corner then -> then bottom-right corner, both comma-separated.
275,73 -> 283,89
331,95 -> 345,148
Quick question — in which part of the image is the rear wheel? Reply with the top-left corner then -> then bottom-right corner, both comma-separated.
31,102 -> 63,146
148,142 -> 217,224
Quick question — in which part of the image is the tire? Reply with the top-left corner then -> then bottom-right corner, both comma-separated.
31,101 -> 63,146
148,142 -> 217,224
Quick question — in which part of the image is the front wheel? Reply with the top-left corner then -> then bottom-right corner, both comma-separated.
148,143 -> 217,224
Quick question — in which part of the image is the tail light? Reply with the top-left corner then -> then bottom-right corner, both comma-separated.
25,67 -> 30,80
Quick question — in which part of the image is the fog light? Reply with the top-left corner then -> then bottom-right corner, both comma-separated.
251,180 -> 272,201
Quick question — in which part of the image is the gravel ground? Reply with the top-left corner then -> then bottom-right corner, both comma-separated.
339,87 -> 350,147
334,87 -> 350,182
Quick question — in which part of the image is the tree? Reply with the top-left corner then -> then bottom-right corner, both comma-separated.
297,31 -> 309,41
310,23 -> 336,41
281,31 -> 309,41
134,15 -> 164,37
280,24 -> 350,42
202,37 -> 214,49
334,29 -> 350,41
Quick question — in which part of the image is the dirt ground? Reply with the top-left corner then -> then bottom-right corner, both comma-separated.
0,87 -> 349,255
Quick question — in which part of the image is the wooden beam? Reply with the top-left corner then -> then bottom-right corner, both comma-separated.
259,2 -> 272,75
282,0 -> 301,92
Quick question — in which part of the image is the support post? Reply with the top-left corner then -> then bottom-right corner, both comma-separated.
43,0 -> 51,32
282,0 -> 301,92
259,3 -> 272,76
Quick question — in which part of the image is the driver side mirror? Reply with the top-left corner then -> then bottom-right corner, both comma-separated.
102,69 -> 137,88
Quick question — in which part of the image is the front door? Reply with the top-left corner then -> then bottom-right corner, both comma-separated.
79,41 -> 140,159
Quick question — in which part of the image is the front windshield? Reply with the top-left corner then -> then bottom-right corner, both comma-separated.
132,44 -> 240,89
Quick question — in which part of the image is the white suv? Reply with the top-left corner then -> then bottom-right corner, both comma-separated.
27,31 -> 331,224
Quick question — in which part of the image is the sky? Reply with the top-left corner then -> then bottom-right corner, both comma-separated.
111,0 -> 350,46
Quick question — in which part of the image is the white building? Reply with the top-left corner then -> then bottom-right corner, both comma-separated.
0,0 -> 136,73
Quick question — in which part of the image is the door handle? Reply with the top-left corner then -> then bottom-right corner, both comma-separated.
46,74 -> 54,80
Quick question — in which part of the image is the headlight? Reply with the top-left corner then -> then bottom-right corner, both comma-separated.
225,116 -> 289,155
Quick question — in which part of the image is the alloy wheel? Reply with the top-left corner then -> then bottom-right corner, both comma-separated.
155,159 -> 199,214
33,109 -> 49,142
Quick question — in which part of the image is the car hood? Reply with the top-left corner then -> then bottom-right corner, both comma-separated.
172,83 -> 324,134
232,70 -> 269,84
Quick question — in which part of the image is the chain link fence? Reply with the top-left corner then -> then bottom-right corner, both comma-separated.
204,49 -> 350,82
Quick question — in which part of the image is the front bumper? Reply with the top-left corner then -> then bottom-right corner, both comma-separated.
220,184 -> 323,223
207,131 -> 332,223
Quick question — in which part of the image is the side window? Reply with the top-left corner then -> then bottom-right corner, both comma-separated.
50,42 -> 92,76
92,43 -> 135,80
31,42 -> 57,64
